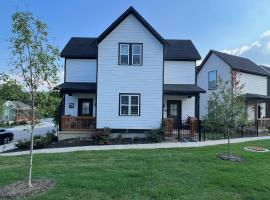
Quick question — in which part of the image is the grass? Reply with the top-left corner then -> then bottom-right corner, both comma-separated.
1,140 -> 270,200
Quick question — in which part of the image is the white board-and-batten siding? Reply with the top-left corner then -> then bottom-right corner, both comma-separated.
164,61 -> 195,84
97,14 -> 163,129
197,53 -> 231,118
65,59 -> 97,82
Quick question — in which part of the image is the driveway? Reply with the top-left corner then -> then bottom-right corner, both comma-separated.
0,118 -> 56,152
7,118 -> 56,142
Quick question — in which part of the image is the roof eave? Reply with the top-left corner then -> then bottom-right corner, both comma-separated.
96,6 -> 164,44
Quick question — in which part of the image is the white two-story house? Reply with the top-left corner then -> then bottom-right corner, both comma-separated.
197,50 -> 270,121
57,7 -> 204,139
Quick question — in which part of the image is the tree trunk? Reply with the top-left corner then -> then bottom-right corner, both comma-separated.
28,91 -> 35,188
227,127 -> 231,157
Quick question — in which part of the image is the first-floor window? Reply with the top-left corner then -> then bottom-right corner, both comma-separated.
119,94 -> 140,116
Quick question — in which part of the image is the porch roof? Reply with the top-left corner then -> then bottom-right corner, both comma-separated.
56,82 -> 97,93
164,84 -> 206,95
245,93 -> 270,101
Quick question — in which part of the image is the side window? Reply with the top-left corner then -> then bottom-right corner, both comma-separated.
119,43 -> 143,66
132,44 -> 142,65
208,70 -> 217,90
119,94 -> 140,116
119,44 -> 129,65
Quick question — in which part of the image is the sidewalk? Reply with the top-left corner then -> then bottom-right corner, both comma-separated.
1,136 -> 270,157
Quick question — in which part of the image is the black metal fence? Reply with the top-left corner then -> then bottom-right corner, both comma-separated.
164,118 -> 270,142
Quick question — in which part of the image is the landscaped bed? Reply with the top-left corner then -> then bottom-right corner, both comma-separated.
0,140 -> 270,199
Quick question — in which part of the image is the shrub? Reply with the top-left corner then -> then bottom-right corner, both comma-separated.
15,140 -> 31,149
15,132 -> 57,149
92,128 -> 111,145
147,125 -> 164,143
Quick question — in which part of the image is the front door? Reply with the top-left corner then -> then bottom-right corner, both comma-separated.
167,100 -> 182,121
78,99 -> 93,116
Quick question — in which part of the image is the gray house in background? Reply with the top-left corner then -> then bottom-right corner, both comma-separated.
197,50 -> 270,121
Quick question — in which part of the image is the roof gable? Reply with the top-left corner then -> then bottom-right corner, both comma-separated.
96,6 -> 164,44
198,50 -> 269,76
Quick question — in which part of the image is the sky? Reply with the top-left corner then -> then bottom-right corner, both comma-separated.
1,0 -> 270,79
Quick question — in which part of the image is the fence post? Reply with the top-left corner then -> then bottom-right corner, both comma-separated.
177,121 -> 180,142
256,120 -> 259,136
241,125 -> 244,138
198,120 -> 202,141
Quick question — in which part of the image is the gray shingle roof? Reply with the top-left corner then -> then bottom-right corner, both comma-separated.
164,40 -> 201,61
164,84 -> 205,94
61,37 -> 97,59
56,82 -> 97,92
61,38 -> 201,61
260,65 -> 270,76
199,50 -> 269,76
245,93 -> 270,101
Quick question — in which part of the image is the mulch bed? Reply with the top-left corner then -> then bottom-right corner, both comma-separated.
218,153 -> 244,162
3,138 -> 152,153
0,179 -> 54,199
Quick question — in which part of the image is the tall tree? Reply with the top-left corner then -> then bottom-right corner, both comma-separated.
1,11 -> 60,187
0,80 -> 29,102
204,70 -> 248,158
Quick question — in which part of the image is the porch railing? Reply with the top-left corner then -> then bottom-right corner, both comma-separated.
60,116 -> 96,131
257,118 -> 270,130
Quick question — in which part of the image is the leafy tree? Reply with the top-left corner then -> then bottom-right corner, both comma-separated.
2,11 -> 60,187
204,70 -> 248,157
35,91 -> 61,119
0,80 -> 29,102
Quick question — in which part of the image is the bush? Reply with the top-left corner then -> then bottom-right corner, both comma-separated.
92,127 -> 111,145
147,125 -> 164,143
15,132 -> 57,149
15,140 -> 31,149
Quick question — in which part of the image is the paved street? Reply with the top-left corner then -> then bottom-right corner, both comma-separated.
0,118 -> 56,152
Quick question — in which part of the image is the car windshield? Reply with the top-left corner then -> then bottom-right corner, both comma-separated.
0,129 -> 6,132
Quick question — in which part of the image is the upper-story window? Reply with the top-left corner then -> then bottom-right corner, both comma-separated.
208,70 -> 217,90
119,43 -> 143,66
119,44 -> 129,65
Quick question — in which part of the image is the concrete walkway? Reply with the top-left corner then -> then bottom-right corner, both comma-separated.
1,136 -> 270,157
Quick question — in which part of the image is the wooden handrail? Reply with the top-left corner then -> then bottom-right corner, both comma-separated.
61,116 -> 96,131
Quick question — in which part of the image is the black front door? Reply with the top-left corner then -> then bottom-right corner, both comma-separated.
78,99 -> 93,116
167,100 -> 182,121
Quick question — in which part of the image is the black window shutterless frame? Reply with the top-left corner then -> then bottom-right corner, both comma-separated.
119,93 -> 141,116
118,43 -> 143,66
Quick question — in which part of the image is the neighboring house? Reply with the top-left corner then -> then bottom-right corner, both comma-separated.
57,6 -> 204,138
1,101 -> 32,123
197,50 -> 270,121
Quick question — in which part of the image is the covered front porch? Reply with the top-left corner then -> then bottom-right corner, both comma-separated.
245,93 -> 270,130
163,84 -> 205,141
57,82 -> 97,132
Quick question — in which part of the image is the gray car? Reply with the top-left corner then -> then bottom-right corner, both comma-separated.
0,129 -> 14,145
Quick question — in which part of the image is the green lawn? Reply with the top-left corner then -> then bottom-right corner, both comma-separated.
1,140 -> 270,200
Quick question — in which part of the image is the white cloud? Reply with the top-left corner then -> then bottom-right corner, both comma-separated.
222,30 -> 270,66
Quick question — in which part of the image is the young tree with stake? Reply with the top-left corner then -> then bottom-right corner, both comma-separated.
1,11 -> 60,187
204,70 -> 248,158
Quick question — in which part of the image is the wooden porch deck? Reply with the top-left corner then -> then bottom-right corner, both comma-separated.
60,116 -> 96,131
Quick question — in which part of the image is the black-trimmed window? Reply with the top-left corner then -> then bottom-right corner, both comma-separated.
119,94 -> 140,116
119,43 -> 143,65
208,70 -> 217,90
